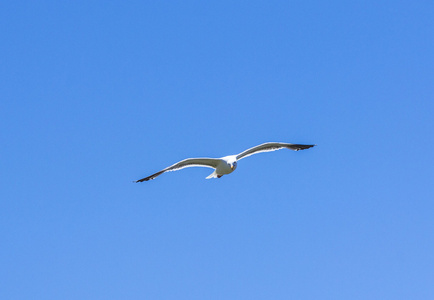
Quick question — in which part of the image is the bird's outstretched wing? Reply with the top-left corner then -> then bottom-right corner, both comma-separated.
236,142 -> 315,161
135,158 -> 222,182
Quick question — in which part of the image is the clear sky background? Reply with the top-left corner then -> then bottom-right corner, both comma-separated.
1,1 -> 433,299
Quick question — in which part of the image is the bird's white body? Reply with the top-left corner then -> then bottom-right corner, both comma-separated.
206,155 -> 238,179
135,142 -> 315,182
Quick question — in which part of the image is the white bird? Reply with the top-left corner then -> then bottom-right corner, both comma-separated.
135,142 -> 315,182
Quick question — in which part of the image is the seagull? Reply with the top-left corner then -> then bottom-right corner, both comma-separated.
134,142 -> 315,182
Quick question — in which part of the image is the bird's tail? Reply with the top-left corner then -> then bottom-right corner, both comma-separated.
206,170 -> 217,179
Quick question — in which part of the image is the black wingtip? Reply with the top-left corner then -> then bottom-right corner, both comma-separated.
293,144 -> 316,151
134,176 -> 153,183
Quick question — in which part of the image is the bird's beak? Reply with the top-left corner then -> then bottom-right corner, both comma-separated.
231,165 -> 234,170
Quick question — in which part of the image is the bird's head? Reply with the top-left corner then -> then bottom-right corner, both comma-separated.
230,160 -> 237,171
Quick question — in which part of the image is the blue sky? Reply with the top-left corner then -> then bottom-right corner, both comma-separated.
1,1 -> 433,299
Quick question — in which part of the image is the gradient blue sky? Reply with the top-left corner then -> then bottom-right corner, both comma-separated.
1,1 -> 433,299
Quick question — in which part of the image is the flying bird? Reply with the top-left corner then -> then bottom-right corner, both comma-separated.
135,142 -> 315,182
